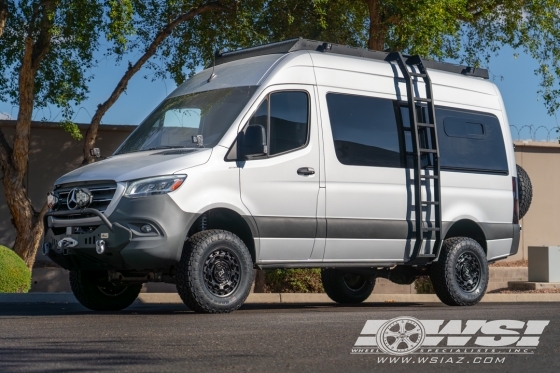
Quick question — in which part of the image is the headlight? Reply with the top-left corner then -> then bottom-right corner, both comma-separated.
125,175 -> 187,198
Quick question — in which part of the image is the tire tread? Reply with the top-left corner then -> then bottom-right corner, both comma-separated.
176,230 -> 253,314
430,237 -> 488,306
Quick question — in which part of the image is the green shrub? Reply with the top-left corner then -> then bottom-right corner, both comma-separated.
0,245 -> 31,293
264,269 -> 324,293
414,276 -> 435,294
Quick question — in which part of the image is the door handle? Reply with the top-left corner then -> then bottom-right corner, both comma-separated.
297,167 -> 315,176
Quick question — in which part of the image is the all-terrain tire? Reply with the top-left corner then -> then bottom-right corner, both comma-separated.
69,270 -> 142,311
430,237 -> 488,306
176,230 -> 253,313
517,164 -> 533,219
321,269 -> 375,304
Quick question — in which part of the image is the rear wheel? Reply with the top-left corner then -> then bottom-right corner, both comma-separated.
430,237 -> 488,306
69,270 -> 141,311
176,230 -> 253,313
321,269 -> 375,304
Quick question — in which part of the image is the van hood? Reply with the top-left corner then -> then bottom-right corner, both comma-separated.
55,148 -> 212,186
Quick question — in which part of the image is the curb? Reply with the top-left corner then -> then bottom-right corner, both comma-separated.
2,292 -> 560,304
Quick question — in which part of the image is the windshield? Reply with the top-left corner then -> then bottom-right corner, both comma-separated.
115,86 -> 258,154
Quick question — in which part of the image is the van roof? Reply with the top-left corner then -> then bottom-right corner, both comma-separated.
211,38 -> 489,80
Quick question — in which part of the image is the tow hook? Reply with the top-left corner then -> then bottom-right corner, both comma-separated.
95,240 -> 106,254
57,237 -> 78,255
42,242 -> 51,256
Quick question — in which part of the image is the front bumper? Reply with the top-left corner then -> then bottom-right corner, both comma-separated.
44,194 -> 197,271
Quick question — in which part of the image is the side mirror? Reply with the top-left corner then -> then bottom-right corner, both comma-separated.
89,148 -> 101,158
241,125 -> 267,158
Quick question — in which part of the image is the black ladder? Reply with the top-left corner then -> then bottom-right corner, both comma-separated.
387,52 -> 442,262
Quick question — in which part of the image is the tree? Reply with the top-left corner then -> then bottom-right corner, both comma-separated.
0,1 -> 124,267
0,0 -> 7,37
81,0 -> 235,165
80,0 -> 372,164
358,0 -> 560,114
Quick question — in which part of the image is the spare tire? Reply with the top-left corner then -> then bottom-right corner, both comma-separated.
517,164 -> 533,219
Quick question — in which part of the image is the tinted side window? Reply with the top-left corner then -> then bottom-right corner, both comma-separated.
269,92 -> 309,155
326,93 -> 401,168
436,108 -> 508,174
444,117 -> 484,138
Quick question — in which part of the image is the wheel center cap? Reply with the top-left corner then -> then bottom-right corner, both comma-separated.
213,261 -> 230,283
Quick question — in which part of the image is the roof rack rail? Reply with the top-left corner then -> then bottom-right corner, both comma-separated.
212,38 -> 489,79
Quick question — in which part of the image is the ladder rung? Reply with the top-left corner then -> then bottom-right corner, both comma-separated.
414,97 -> 432,103
423,227 -> 440,232
422,201 -> 439,205
420,148 -> 437,154
410,72 -> 427,78
417,123 -> 434,128
421,175 -> 439,179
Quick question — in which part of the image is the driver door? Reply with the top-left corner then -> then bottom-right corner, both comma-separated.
239,86 -> 321,262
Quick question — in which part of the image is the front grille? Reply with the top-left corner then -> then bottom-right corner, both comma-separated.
55,181 -> 117,213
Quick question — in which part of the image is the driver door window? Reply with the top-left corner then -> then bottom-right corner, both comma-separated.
241,91 -> 309,157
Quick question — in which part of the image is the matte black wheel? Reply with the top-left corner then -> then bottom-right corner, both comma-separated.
176,230 -> 253,313
430,237 -> 488,306
69,270 -> 141,311
517,164 -> 532,219
321,269 -> 375,304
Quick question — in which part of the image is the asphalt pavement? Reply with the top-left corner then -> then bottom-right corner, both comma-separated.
0,302 -> 559,372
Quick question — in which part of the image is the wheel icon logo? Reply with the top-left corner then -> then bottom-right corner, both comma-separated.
376,317 -> 425,355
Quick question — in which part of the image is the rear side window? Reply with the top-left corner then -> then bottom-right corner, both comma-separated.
443,117 -> 484,138
326,93 -> 401,168
436,108 -> 508,174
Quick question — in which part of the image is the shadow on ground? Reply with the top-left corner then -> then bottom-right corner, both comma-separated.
0,301 -> 432,317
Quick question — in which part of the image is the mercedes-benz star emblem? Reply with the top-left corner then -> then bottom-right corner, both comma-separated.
67,188 -> 93,210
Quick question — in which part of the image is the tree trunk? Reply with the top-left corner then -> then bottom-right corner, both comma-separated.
0,0 -> 7,38
1,166 -> 47,267
366,0 -> 386,51
0,2 -> 55,268
81,1 -> 227,165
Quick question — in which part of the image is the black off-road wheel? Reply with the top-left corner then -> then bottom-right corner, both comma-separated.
321,269 -> 375,304
517,164 -> 533,219
176,230 -> 253,313
69,270 -> 142,311
430,237 -> 488,306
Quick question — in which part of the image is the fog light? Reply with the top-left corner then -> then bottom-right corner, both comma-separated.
141,224 -> 153,233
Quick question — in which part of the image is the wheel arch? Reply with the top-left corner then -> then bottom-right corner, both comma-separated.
187,208 -> 258,263
443,219 -> 487,254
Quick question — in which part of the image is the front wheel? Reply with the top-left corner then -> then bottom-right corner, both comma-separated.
176,230 -> 254,313
69,270 -> 142,311
321,269 -> 375,304
429,237 -> 488,306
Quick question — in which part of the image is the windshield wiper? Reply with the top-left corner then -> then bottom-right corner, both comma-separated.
146,145 -> 188,150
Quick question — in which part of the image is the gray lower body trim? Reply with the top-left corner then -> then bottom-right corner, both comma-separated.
510,224 -> 521,255
253,216 -> 316,238
480,223 -> 516,240
326,218 -> 410,239
253,216 -> 516,241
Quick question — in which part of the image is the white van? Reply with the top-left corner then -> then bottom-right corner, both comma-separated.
44,39 -> 530,313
